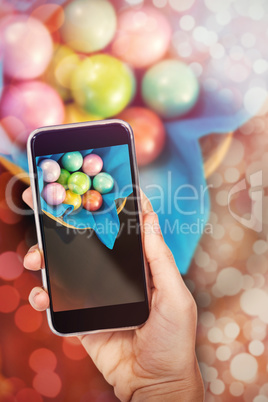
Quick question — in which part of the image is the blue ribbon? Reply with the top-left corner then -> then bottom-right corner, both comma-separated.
36,145 -> 132,249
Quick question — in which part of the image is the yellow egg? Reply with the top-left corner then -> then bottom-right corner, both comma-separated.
70,54 -> 135,118
64,103 -> 102,124
63,189 -> 82,210
43,44 -> 80,101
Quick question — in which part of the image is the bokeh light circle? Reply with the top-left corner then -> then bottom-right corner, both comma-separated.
29,348 -> 57,373
230,353 -> 258,382
208,327 -> 223,343
240,288 -> 268,317
200,312 -> 215,327
253,240 -> 268,255
201,365 -> 218,382
15,305 -> 42,333
16,387 -> 43,402
0,251 -> 23,280
180,15 -> 195,31
259,384 -> 268,397
223,138 -> 244,166
216,345 -> 231,361
249,340 -> 265,356
253,396 -> 268,402
229,382 -> 244,397
216,267 -> 243,296
244,87 -> 268,116
169,0 -> 195,12
0,285 -> 20,313
224,167 -> 240,183
224,322 -> 240,339
229,226 -> 244,242
33,370 -> 61,398
210,379 -> 225,395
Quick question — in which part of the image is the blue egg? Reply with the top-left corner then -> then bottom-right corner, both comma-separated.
61,151 -> 83,172
142,60 -> 200,119
93,172 -> 114,194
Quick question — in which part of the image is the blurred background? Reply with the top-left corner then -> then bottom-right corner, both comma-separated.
0,0 -> 268,401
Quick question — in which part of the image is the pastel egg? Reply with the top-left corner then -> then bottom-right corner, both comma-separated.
68,172 -> 90,195
71,54 -> 135,118
0,81 -> 65,145
2,16 -> 53,80
43,44 -> 80,101
61,152 -> 83,172
82,154 -> 103,176
93,172 -> 114,194
60,0 -> 116,53
64,103 -> 101,124
42,183 -> 66,205
118,107 -> 166,166
39,159 -> 61,183
30,4 -> 65,34
111,6 -> 171,69
63,190 -> 81,210
57,168 -> 71,189
142,60 -> 200,119
82,190 -> 103,212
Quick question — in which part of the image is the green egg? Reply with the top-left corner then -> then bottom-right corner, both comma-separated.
57,168 -> 71,189
68,172 -> 91,195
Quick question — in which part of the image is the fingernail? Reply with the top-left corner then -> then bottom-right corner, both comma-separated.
26,249 -> 38,257
33,291 -> 41,303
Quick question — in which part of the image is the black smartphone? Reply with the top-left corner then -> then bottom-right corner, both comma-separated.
27,120 -> 150,336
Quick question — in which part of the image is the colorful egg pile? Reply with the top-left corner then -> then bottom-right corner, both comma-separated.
0,0 -> 201,166
39,152 -> 114,212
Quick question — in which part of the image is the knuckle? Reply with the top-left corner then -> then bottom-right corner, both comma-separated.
183,293 -> 197,317
164,249 -> 175,264
147,246 -> 175,267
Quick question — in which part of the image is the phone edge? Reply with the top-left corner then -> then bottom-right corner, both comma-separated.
27,119 -> 151,337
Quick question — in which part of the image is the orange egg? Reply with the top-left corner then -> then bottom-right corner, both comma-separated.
82,190 -> 103,212
118,107 -> 166,166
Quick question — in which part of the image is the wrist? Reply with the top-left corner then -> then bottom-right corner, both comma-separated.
130,370 -> 204,402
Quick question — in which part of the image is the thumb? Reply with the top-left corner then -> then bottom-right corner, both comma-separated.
22,187 -> 34,209
143,211 -> 188,298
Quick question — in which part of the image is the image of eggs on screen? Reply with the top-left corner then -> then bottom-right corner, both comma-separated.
36,144 -> 146,312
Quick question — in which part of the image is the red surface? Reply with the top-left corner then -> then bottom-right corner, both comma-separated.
0,165 -> 118,402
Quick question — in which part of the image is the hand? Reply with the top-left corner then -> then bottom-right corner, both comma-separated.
23,187 -> 204,402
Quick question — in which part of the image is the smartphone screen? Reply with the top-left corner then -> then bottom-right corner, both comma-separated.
29,121 -> 149,334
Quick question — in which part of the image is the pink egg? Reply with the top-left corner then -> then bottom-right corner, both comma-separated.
1,15 -> 53,79
82,154 -> 103,176
0,81 -> 65,145
42,183 -> 66,206
111,6 -> 171,69
39,159 -> 61,183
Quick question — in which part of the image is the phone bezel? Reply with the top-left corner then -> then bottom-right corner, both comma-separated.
27,119 -> 150,336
